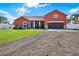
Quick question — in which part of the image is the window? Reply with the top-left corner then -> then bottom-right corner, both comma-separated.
23,21 -> 27,28
23,21 -> 27,25
53,14 -> 58,18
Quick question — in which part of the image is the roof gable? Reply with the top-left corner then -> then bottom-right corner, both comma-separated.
14,16 -> 29,21
44,10 -> 67,16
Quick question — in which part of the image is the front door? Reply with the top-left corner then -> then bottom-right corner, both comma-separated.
31,22 -> 33,28
35,21 -> 39,29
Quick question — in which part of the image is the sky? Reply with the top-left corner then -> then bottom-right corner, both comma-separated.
0,3 -> 79,23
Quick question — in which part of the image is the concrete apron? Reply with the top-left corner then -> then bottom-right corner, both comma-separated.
47,29 -> 77,32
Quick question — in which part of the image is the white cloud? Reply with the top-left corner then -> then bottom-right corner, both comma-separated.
16,2 -> 49,16
0,9 -> 17,23
69,7 -> 79,13
4,14 -> 17,23
25,0 -> 39,7
67,15 -> 71,19
0,9 -> 8,14
4,14 -> 16,20
24,2 -> 39,7
16,5 -> 31,16
24,2 -> 48,8
35,4 -> 48,8
16,7 -> 26,16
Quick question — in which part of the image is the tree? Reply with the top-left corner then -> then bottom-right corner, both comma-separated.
0,16 -> 8,23
70,14 -> 79,24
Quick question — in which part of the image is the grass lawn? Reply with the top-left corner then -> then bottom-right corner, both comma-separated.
73,29 -> 79,31
0,29 -> 45,45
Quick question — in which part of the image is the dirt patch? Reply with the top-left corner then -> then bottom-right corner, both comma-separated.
0,31 -> 79,56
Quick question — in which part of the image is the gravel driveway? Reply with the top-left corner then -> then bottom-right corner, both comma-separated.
0,31 -> 79,56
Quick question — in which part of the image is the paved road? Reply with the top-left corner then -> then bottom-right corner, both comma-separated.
0,31 -> 79,56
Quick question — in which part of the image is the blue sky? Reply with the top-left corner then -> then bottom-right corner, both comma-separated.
0,3 -> 79,23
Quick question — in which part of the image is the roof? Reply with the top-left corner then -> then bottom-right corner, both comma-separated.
14,10 -> 67,21
14,16 -> 29,21
53,10 -> 67,16
44,10 -> 67,16
25,16 -> 43,21
14,16 -> 44,21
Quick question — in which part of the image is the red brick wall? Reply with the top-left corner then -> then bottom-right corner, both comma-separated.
44,10 -> 67,25
13,16 -> 28,28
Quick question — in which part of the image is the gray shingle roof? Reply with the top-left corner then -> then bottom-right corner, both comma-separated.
25,16 -> 43,20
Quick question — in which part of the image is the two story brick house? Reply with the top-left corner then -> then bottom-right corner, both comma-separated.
13,10 -> 67,29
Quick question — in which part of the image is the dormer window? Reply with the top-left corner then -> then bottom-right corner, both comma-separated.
53,14 -> 58,18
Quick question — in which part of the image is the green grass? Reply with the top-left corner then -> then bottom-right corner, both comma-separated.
0,29 -> 45,44
74,29 -> 79,31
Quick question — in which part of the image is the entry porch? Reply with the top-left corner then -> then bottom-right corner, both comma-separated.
29,21 -> 44,29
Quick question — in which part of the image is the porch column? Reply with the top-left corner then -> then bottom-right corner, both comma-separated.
39,21 -> 41,28
33,21 -> 35,29
44,22 -> 48,29
28,22 -> 31,29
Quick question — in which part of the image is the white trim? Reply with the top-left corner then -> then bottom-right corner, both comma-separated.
47,21 -> 64,23
28,19 -> 43,21
33,21 -> 35,28
39,21 -> 41,26
28,22 -> 31,28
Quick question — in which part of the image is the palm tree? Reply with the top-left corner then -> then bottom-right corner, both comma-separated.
70,14 -> 79,24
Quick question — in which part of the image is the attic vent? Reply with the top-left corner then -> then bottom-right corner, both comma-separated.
53,14 -> 58,18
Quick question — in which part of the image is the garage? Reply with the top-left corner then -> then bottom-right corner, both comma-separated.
48,23 -> 64,29
44,10 -> 67,29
